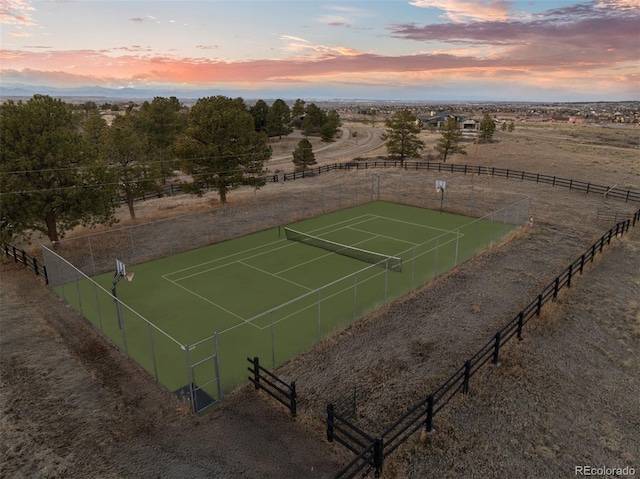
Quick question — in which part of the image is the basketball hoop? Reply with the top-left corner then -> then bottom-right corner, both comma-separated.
112,259 -> 134,331
114,259 -> 134,284
435,180 -> 446,213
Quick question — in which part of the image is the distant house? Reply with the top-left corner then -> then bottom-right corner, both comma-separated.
418,113 -> 478,132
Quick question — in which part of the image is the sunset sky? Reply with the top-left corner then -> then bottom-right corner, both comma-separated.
1,0 -> 638,101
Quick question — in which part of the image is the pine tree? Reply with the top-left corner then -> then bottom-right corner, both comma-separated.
383,109 -> 425,165
0,95 -> 116,243
172,96 -> 271,204
478,114 -> 496,142
292,138 -> 316,170
435,118 -> 467,162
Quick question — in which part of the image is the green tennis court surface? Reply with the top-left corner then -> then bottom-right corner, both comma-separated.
58,201 -> 516,405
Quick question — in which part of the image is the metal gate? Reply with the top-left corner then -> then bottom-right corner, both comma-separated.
182,333 -> 222,413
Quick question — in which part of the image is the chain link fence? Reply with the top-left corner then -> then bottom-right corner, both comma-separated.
42,171 -> 530,405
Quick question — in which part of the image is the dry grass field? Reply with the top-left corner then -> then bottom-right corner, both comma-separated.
1,122 -> 639,478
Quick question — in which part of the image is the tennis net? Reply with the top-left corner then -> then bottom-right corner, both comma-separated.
284,227 -> 402,272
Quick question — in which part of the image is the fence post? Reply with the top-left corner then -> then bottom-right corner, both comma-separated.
580,254 -> 586,274
252,357 -> 260,389
536,294 -> 543,316
517,312 -> 524,340
12,246 -> 17,263
374,437 -> 384,478
290,381 -> 297,418
492,332 -> 501,365
327,404 -> 335,442
425,395 -> 435,433
463,360 -> 471,394
185,345 -> 196,413
21,249 -> 27,266
567,264 -> 573,288
553,277 -> 560,299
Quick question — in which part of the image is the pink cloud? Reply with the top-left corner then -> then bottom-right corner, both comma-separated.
409,0 -> 512,22
0,0 -> 36,26
389,2 -> 639,69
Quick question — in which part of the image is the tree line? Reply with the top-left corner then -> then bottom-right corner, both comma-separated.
0,95 -> 341,244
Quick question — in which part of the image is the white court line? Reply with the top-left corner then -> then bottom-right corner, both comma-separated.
238,260 -> 313,292
346,226 -> 419,246
163,210 -> 464,334
164,214 -> 378,280
162,276 -> 258,328
164,237 -> 287,277
170,241 -> 298,282
219,233 -> 463,335
273,233 -> 383,275
372,214 -> 463,233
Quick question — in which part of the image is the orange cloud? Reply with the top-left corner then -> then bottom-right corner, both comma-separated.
2,46 -> 637,100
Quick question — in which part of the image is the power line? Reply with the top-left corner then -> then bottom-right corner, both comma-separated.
0,150 -> 275,176
0,168 -> 272,197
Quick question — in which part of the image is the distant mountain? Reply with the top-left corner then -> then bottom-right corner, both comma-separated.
0,82 -> 506,103
0,83 -> 193,100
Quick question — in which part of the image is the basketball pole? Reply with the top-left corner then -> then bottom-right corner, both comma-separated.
112,273 -> 125,331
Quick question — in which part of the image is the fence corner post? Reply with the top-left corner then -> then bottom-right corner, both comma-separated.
374,437 -> 384,478
425,395 -> 435,433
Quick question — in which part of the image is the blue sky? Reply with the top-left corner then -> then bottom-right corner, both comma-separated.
1,0 -> 638,101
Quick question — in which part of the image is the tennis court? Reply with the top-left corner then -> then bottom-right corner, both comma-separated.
47,200 -> 517,409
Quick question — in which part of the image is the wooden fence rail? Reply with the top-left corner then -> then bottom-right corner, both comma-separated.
247,357 -> 297,417
283,161 -> 640,204
1,243 -> 48,284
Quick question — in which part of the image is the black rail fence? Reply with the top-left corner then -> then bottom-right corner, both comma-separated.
283,161 -> 640,204
327,404 -> 382,479
1,243 -> 48,284
595,209 -> 634,224
248,356 -> 297,417
328,209 -> 640,478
